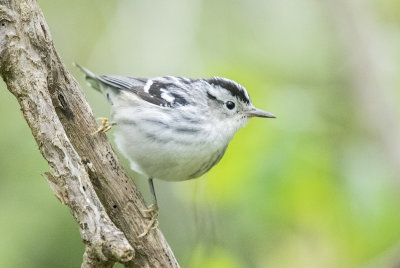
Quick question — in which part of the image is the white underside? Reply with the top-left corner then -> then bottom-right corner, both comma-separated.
114,125 -> 227,181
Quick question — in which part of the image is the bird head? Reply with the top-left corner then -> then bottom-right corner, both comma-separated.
204,77 -> 275,134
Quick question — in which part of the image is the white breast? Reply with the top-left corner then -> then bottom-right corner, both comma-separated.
113,123 -> 228,181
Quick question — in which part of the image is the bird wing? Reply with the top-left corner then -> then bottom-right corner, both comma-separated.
98,75 -> 190,108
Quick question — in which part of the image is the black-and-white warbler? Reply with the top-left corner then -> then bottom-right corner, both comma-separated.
76,64 -> 275,236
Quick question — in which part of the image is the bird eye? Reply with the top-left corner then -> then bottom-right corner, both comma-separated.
225,101 -> 235,110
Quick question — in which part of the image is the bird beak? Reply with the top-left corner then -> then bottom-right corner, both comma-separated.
247,107 -> 276,118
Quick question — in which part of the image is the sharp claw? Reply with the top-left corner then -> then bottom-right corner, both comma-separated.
91,117 -> 115,135
142,204 -> 159,215
137,232 -> 146,238
151,220 -> 159,230
138,217 -> 158,238
138,204 -> 159,238
137,218 -> 158,238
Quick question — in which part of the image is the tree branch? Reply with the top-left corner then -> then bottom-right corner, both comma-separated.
0,0 -> 179,267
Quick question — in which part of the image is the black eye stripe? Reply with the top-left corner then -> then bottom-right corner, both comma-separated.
206,92 -> 217,101
207,92 -> 224,104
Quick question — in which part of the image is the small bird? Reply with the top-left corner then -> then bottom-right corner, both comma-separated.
76,64 -> 275,236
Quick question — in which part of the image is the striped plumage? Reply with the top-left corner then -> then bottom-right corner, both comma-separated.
78,65 -> 275,182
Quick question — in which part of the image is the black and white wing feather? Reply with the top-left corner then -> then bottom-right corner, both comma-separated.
99,75 -> 190,108
75,64 -> 190,108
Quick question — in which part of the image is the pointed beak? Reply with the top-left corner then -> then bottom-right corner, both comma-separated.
246,107 -> 276,118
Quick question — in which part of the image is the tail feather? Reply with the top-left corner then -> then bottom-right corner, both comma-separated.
74,62 -> 102,92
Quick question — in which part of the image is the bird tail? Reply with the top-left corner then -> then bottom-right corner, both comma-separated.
74,62 -> 102,92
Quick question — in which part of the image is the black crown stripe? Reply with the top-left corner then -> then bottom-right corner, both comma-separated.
206,78 -> 250,104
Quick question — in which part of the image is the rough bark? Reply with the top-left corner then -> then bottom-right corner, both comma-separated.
0,0 -> 179,267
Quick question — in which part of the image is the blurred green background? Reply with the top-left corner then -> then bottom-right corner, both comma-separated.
1,0 -> 400,267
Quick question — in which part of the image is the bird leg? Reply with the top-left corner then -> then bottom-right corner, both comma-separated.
138,178 -> 159,238
92,117 -> 116,135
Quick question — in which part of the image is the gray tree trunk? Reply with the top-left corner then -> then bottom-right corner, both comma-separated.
0,0 -> 179,267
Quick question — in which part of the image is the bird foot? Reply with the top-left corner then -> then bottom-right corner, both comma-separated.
138,204 -> 159,238
92,117 -> 115,135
